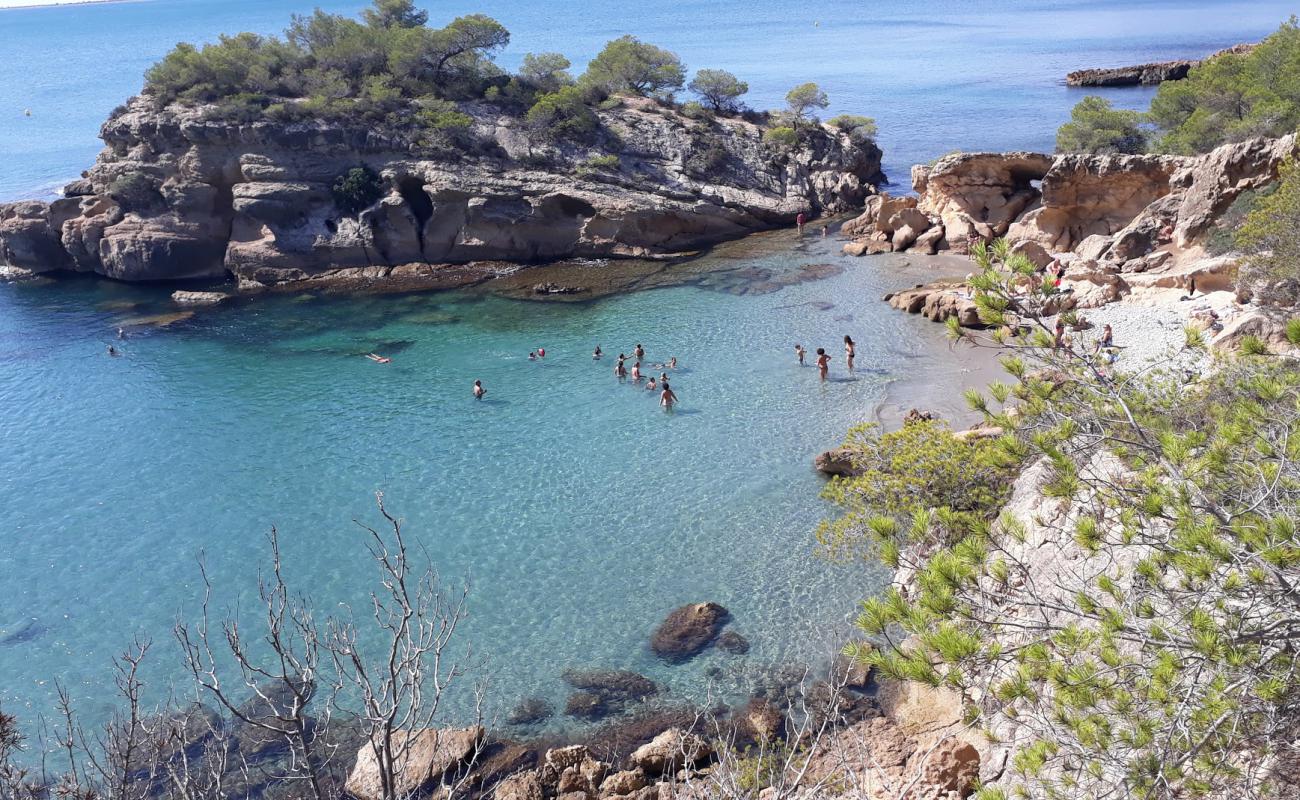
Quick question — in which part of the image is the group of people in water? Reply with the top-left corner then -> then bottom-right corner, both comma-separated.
794,335 -> 856,381
595,343 -> 680,409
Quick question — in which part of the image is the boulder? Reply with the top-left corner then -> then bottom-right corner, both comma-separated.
171,290 -> 229,307
814,447 -> 859,477
494,771 -> 544,800
1010,240 -> 1054,269
650,603 -> 730,663
1173,133 -> 1300,246
344,726 -> 484,800
600,769 -> 649,795
506,697 -> 554,726
629,729 -> 711,776
842,239 -> 891,256
912,224 -> 946,255
912,739 -> 980,798
1066,59 -> 1198,87
716,630 -> 751,655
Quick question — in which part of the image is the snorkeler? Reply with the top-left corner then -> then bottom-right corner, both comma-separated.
366,353 -> 391,364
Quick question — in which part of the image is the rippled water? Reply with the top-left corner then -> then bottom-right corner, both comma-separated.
0,233 -> 987,728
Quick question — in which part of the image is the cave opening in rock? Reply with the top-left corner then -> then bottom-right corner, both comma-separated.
398,178 -> 434,251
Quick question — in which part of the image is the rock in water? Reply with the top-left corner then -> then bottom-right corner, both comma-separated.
814,448 -> 860,477
717,630 -> 751,654
506,697 -> 554,726
344,726 -> 483,800
650,602 -> 730,663
171,290 -> 229,307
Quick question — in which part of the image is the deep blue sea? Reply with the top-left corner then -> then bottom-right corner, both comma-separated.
0,0 -> 1293,736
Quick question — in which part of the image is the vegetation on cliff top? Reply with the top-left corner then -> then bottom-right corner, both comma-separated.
826,240 -> 1300,798
1058,17 -> 1300,155
138,0 -> 872,155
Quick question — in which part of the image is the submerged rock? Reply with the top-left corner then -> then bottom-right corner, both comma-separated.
650,603 -> 730,663
716,630 -> 751,655
506,697 -> 554,727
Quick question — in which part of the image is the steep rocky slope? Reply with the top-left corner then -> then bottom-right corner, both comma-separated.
0,95 -> 883,287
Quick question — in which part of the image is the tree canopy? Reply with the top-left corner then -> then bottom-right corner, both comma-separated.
584,35 -> 686,96
687,69 -> 748,113
785,82 -> 829,123
1055,96 -> 1145,154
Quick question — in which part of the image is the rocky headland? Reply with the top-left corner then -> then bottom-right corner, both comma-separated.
0,95 -> 882,291
1065,42 -> 1257,86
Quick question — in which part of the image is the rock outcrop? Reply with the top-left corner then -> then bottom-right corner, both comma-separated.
649,602 -> 730,663
1065,43 -> 1257,87
345,726 -> 484,800
0,95 -> 884,287
845,134 -> 1296,274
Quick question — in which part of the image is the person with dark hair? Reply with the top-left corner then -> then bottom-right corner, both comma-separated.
816,347 -> 830,381
1053,320 -> 1067,350
844,335 -> 856,371
660,380 -> 678,409
473,380 -> 486,399
634,343 -> 645,360
615,355 -> 627,379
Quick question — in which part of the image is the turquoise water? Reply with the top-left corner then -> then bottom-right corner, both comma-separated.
2,0 -> 1295,200
0,234 -> 979,727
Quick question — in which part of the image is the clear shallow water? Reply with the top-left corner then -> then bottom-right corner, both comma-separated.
1,0 -> 1295,200
0,234 -> 981,728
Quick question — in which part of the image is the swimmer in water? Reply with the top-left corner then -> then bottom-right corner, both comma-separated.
816,347 -> 830,381
529,351 -> 537,361
660,381 -> 678,409
668,357 -> 677,369
615,355 -> 627,379
634,343 -> 645,360
107,345 -> 119,357
366,353 -> 391,364
537,347 -> 545,358
116,327 -> 125,340
795,344 -> 806,365
593,345 -> 603,360
631,361 -> 642,382
473,379 -> 486,399
646,376 -> 657,392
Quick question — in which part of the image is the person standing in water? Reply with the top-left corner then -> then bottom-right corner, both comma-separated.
593,345 -> 603,360
631,361 -> 643,382
615,355 -> 627,379
796,211 -> 807,235
816,348 -> 830,381
660,381 -> 678,410
795,344 -> 806,365
634,343 -> 645,360
646,376 -> 657,392
821,225 -> 829,238
844,335 -> 856,372
473,380 -> 486,400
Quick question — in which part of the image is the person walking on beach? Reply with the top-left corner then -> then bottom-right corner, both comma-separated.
660,381 -> 678,410
816,347 -> 830,381
473,379 -> 486,400
844,335 -> 856,372
795,344 -> 806,365
796,211 -> 807,235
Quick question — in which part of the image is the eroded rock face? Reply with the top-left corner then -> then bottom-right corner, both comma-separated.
0,95 -> 884,285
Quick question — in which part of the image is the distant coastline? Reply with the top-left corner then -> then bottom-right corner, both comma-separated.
0,0 -> 126,8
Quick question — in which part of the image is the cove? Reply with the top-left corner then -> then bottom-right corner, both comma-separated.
0,231 -> 986,731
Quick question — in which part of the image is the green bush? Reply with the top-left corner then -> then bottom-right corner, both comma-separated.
526,85 -> 599,142
1236,157 -> 1300,302
685,132 -> 728,176
519,52 -> 573,93
785,82 -> 828,123
1055,96 -> 1145,154
575,154 -> 620,176
331,165 -> 384,214
680,100 -> 712,121
1204,185 -> 1275,255
827,114 -> 878,145
762,126 -> 799,149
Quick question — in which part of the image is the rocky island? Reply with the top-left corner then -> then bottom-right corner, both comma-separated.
1065,42 -> 1256,86
0,5 -> 882,290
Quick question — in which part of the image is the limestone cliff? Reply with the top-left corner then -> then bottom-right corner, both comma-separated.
0,95 -> 883,287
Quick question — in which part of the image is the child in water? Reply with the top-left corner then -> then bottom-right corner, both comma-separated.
646,377 -> 657,392
593,345 -> 603,359
795,344 -> 806,365
816,348 -> 830,381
